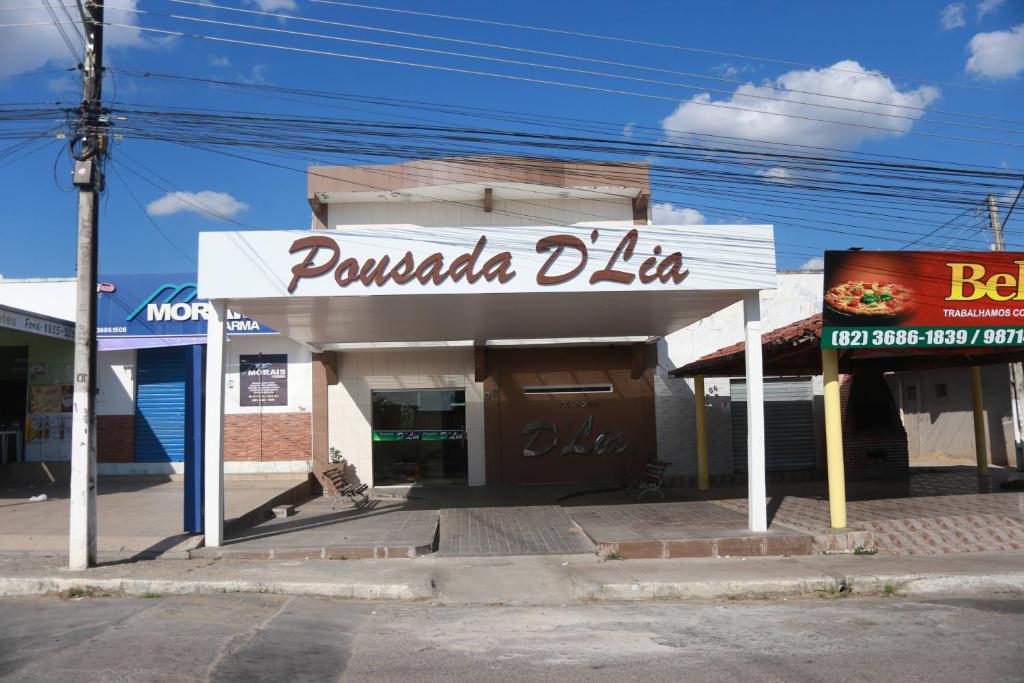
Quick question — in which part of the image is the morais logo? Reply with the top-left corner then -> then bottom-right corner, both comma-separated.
126,282 -> 262,331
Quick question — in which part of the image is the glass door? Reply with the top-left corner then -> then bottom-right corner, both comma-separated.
371,389 -> 467,486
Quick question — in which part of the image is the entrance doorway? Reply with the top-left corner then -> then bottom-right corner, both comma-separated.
0,346 -> 28,463
371,389 -> 468,486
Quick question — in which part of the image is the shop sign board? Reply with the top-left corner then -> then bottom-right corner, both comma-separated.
97,272 -> 274,338
822,250 -> 1024,349
239,353 -> 288,406
0,305 -> 74,341
198,225 -> 777,299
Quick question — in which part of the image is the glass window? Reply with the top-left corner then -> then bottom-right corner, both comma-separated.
371,389 -> 467,486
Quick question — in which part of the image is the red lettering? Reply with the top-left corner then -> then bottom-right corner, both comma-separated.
448,236 -> 487,283
536,235 -> 587,285
287,236 -> 339,293
482,252 -> 516,283
656,252 -> 689,284
590,229 -> 637,285
415,253 -> 448,285
389,253 -> 416,284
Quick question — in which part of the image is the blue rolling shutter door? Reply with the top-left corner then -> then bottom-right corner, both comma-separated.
134,346 -> 189,462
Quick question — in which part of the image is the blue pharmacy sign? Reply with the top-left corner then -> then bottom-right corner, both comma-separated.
96,272 -> 273,338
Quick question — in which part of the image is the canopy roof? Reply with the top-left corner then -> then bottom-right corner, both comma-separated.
670,312 -> 1024,378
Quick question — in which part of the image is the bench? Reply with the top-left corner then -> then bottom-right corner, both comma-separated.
321,464 -> 370,510
637,460 -> 670,500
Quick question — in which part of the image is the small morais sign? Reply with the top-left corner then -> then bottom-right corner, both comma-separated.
239,353 -> 288,407
821,250 -> 1024,349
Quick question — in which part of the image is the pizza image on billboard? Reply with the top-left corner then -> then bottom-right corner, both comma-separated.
824,280 -> 913,322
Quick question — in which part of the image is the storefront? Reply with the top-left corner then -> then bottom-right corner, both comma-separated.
196,215 -> 778,544
0,304 -> 74,464
0,274 -> 314,475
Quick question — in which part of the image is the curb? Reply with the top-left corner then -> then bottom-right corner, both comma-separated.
578,572 -> 1024,601
0,577 -> 435,601
2,572 -> 1022,603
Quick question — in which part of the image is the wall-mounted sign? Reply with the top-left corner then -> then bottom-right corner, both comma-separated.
198,225 -> 776,299
97,273 -> 273,338
372,430 -> 464,442
240,353 -> 288,406
0,305 -> 74,341
822,250 -> 1024,349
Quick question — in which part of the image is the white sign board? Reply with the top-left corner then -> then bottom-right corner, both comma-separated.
0,305 -> 74,341
198,225 -> 776,300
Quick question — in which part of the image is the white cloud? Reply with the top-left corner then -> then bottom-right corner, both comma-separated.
209,55 -> 231,67
799,256 -> 825,271
238,64 -> 269,85
249,0 -> 296,10
977,0 -> 1006,19
755,167 -> 798,186
146,191 -> 249,220
940,3 -> 967,30
966,23 -> 1024,79
622,122 -> 636,138
661,60 -> 940,149
651,202 -> 706,225
0,0 -> 155,77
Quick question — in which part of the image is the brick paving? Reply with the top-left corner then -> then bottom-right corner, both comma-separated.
710,489 -> 1024,555
568,501 -> 813,558
439,506 -> 595,557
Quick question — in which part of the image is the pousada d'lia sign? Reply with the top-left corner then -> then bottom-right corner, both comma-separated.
286,228 -> 689,293
196,224 -> 776,301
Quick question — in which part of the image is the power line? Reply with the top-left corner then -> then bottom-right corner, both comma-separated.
163,0 -> 1024,129
105,22 -> 1024,150
309,0 -> 1024,96
109,67 -> 1022,175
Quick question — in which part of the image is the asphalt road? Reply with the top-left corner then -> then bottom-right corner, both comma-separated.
1,593 -> 1022,682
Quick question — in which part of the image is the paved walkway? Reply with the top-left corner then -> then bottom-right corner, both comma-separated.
713,489 -> 1024,554
569,501 -> 812,558
194,497 -> 440,559
439,506 -> 595,557
0,477 -> 304,559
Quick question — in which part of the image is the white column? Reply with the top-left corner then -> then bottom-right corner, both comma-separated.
743,291 -> 768,532
204,299 -> 227,547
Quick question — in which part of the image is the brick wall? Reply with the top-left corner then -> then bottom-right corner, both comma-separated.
224,412 -> 312,461
96,415 -> 134,463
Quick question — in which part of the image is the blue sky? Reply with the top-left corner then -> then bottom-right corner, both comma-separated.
1,0 -> 1022,278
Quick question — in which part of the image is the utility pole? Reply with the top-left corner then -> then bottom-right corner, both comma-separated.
69,0 -> 106,570
988,192 -> 1024,472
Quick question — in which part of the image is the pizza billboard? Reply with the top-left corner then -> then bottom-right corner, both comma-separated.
821,250 -> 1024,349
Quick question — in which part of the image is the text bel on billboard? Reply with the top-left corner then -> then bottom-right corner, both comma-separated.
821,251 -> 1024,349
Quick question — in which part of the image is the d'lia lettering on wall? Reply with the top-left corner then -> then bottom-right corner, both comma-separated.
521,415 -> 629,457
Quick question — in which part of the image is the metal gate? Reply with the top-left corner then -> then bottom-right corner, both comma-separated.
731,377 -> 816,472
134,346 -> 190,462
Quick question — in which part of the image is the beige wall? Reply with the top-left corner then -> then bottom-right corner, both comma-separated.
326,197 -> 633,229
327,347 -> 485,486
891,365 -> 1015,467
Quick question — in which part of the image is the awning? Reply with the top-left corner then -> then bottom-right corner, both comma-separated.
197,224 -> 778,345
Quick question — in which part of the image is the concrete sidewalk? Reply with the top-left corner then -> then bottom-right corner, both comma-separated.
2,549 -> 1023,605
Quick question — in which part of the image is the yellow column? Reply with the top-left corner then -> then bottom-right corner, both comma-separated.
971,366 -> 989,476
821,347 -> 847,529
695,375 -> 709,490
